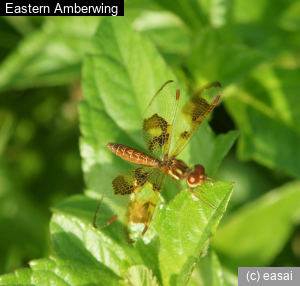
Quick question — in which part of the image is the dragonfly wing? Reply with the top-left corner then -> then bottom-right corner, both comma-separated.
93,167 -> 158,229
142,80 -> 180,159
122,170 -> 166,243
169,81 -> 222,157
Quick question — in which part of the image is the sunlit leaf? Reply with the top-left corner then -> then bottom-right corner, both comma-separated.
0,213 -> 134,285
79,16 -> 176,196
51,194 -> 97,224
154,182 -> 234,285
212,181 -> 300,269
121,265 -> 159,286
50,214 -> 134,278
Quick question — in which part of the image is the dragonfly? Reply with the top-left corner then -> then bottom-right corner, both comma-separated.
93,80 -> 222,243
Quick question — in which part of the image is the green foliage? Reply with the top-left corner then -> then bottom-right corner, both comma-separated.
53,17 -> 234,285
121,265 -> 159,286
213,181 -> 300,268
153,185 -> 233,285
0,158 -> 50,275
0,17 -> 99,91
226,67 -> 300,179
189,250 -> 224,286
1,0 -> 300,285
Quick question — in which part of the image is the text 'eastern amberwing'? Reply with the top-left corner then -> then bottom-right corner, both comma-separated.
93,80 -> 222,243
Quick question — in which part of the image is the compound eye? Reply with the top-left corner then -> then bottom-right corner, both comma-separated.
187,171 -> 200,187
194,164 -> 205,175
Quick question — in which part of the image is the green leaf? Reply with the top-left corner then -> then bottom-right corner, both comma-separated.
0,255 -> 121,286
279,1 -> 300,30
51,182 -> 235,285
51,183 -> 234,286
189,250 -> 224,286
153,182 -> 234,286
2,3 -> 300,285
222,268 -> 238,286
52,183 -> 234,285
233,0 -> 299,56
121,265 -> 159,286
79,16 -> 176,195
89,17 -> 176,136
77,16 -> 235,286
0,213 -> 133,285
51,194 -> 97,224
226,66 -> 300,179
186,29 -> 264,86
50,214 -> 135,278
190,122 -> 238,177
209,0 -> 234,30
131,10 -> 191,64
0,17 -> 99,91
0,15 -> 235,285
151,0 -> 206,31
234,0 -> 270,23
212,181 -> 300,269
151,0 -> 234,32
197,250 -> 223,286
80,17 -> 236,201
52,194 -> 140,246
0,158 -> 50,275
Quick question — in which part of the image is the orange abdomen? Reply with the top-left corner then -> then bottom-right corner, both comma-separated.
107,143 -> 160,168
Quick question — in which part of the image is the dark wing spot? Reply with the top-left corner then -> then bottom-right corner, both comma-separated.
191,97 -> 210,122
134,168 -> 149,186
148,133 -> 169,153
112,175 -> 134,195
180,131 -> 190,139
143,113 -> 168,133
152,183 -> 161,192
143,113 -> 170,152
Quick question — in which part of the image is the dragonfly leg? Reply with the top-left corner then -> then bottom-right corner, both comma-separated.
171,177 -> 183,190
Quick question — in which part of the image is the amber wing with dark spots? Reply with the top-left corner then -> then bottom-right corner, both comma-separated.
122,171 -> 166,243
142,80 -> 180,159
93,167 -> 157,229
169,81 -> 222,157
93,167 -> 165,242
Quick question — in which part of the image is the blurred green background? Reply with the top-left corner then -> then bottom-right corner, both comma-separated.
1,0 -> 300,280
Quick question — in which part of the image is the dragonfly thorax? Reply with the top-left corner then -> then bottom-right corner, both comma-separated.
160,157 -> 190,180
161,158 -> 207,188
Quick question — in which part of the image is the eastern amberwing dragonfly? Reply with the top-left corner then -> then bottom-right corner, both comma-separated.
93,80 -> 222,243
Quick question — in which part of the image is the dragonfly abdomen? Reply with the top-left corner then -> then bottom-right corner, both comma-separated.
107,143 -> 160,167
